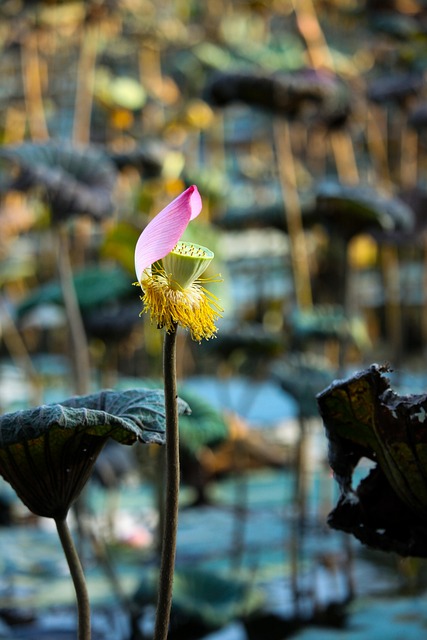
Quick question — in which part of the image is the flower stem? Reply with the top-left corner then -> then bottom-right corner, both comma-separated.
55,517 -> 91,640
154,325 -> 179,640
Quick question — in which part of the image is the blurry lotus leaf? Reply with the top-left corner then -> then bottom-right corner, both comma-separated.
183,168 -> 230,205
317,364 -> 427,556
134,567 -> 263,630
192,42 -> 233,71
315,180 -> 415,239
16,265 -> 132,319
0,141 -> 117,222
0,388 -> 189,519
0,253 -> 36,287
215,179 -> 316,232
367,72 -> 423,106
271,354 -> 336,419
130,379 -> 229,457
108,144 -> 164,178
223,32 -> 305,72
83,300 -> 142,341
204,68 -> 351,127
202,321 -> 285,359
177,388 -> 229,457
289,305 -> 371,352
368,12 -> 422,39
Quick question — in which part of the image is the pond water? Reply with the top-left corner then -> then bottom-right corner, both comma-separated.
0,463 -> 425,639
0,363 -> 427,638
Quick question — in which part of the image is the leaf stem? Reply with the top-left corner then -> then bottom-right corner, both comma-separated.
55,517 -> 91,640
56,227 -> 91,395
154,325 -> 179,640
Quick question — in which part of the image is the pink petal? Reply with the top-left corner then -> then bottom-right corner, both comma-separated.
134,185 -> 202,281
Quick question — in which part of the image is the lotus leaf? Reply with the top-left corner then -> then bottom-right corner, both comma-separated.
289,305 -> 370,351
16,265 -> 133,319
203,321 -> 285,358
315,180 -> 414,239
317,364 -> 427,556
83,300 -> 142,341
108,145 -> 164,178
367,73 -> 423,106
176,389 -> 229,457
128,380 -> 229,456
0,141 -> 117,222
0,388 -> 189,519
271,354 -> 336,419
134,567 -> 263,629
204,68 -> 351,126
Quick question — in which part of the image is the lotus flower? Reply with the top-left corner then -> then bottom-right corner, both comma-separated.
134,185 -> 222,341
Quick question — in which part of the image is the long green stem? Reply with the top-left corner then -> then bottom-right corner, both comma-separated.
55,517 -> 91,640
154,325 -> 179,640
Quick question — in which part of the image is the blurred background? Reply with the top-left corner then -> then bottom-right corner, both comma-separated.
1,0 -> 427,638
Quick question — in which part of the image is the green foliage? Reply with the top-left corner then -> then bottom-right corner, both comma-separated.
16,265 -> 133,318
131,380 -> 229,455
178,388 -> 229,456
0,388 -> 190,518
134,567 -> 264,629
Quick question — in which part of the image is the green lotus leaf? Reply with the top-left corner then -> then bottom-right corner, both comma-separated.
16,265 -> 133,319
271,354 -> 336,418
127,379 -> 229,456
0,388 -> 190,519
176,389 -> 229,456
134,567 -> 264,629
289,305 -> 370,350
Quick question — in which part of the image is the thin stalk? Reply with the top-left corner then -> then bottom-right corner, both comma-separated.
291,0 -> 334,71
56,226 -> 91,395
381,243 -> 403,368
400,118 -> 418,189
291,0 -> 361,186
154,325 -> 179,640
21,30 -> 49,141
0,295 -> 43,406
366,104 -> 392,188
55,517 -> 91,640
274,118 -> 313,310
73,22 -> 99,145
329,129 -> 359,186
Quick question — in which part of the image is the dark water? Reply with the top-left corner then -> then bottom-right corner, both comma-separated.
0,365 -> 427,638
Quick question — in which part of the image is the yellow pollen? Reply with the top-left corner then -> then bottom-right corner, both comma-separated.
136,267 -> 222,342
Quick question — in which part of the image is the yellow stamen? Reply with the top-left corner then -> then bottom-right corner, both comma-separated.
136,268 -> 222,342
